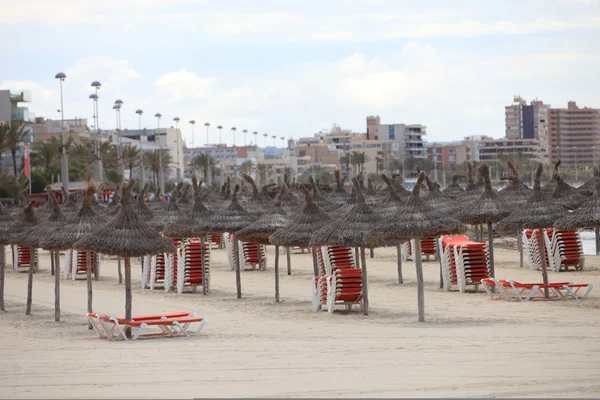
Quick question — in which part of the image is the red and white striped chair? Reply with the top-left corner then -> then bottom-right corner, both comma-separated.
402,237 -> 437,261
240,242 -> 267,271
544,230 -> 584,272
146,239 -> 181,291
176,238 -> 211,294
12,245 -> 38,273
209,233 -> 223,249
439,235 -> 489,293
320,246 -> 355,275
64,249 -> 98,280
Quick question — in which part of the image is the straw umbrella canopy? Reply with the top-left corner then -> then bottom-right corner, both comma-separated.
132,183 -> 153,221
60,189 -> 79,220
378,174 -> 408,283
542,161 -> 564,196
548,172 -> 587,210
270,186 -> 332,277
555,180 -> 600,254
422,175 -> 454,214
5,201 -> 41,315
329,186 -> 357,219
391,179 -> 412,199
147,183 -> 182,232
307,177 -> 340,213
327,169 -> 350,205
311,179 -> 383,315
0,200 -> 15,312
241,174 -> 274,216
277,180 -> 300,216
441,175 -> 465,199
73,179 -> 175,336
577,166 -> 600,197
163,177 -> 211,240
365,172 -> 467,322
455,164 -> 510,279
497,164 -> 567,296
146,187 -> 164,210
453,163 -> 483,208
177,184 -> 193,212
105,184 -> 122,216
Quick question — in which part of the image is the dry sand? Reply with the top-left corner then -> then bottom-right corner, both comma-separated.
1,244 -> 600,398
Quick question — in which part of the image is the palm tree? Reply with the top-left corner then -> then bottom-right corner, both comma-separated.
256,163 -> 270,186
240,159 -> 255,175
30,138 -> 62,181
144,150 -> 172,186
2,122 -> 29,176
122,146 -> 140,180
0,124 -> 9,171
193,153 -> 215,183
98,141 -> 119,171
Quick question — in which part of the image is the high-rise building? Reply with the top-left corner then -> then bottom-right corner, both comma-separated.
366,115 -> 380,140
505,96 -> 551,163
549,101 -> 600,168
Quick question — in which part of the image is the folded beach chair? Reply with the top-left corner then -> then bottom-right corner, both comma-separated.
87,312 -> 207,341
176,238 -> 210,294
64,249 -> 98,280
439,235 -> 488,292
239,241 -> 267,271
320,245 -> 355,275
209,233 -> 223,249
12,245 -> 38,273
546,230 -> 584,272
402,237 -> 437,261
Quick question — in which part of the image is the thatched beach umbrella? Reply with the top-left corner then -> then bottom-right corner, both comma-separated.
16,191 -> 68,321
541,161 -> 562,196
60,189 -> 79,220
311,179 -> 382,315
106,184 -> 121,216
148,183 -> 182,232
270,186 -> 332,277
497,164 -> 567,297
577,166 -> 600,197
133,183 -> 153,221
164,176 -> 213,295
423,175 -> 454,214
441,175 -> 465,199
40,183 -> 107,323
7,201 -> 40,315
555,180 -> 600,254
278,180 -> 300,216
378,174 -> 407,283
307,177 -> 340,213
237,196 -> 290,302
328,169 -> 350,205
455,164 -> 509,280
205,184 -> 258,299
0,200 -> 15,312
365,172 -> 466,322
241,174 -> 274,216
177,184 -> 193,212
73,179 -> 176,337
548,172 -> 587,211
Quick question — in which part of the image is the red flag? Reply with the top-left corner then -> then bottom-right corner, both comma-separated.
24,142 -> 30,178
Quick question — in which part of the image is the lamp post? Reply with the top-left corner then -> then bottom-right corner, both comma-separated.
173,117 -> 181,180
263,133 -> 268,148
217,125 -> 223,145
272,135 -> 276,147
253,131 -> 258,146
155,113 -> 164,193
242,129 -> 248,147
136,109 -> 145,187
91,81 -> 103,182
204,122 -> 210,146
113,99 -> 124,178
54,72 -> 70,194
89,93 -> 99,181
231,127 -> 237,147
280,136 -> 285,149
189,120 -> 196,148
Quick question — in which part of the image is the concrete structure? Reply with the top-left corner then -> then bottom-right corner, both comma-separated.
505,96 -> 551,163
549,101 -> 600,168
476,137 -> 545,164
28,117 -> 91,144
0,90 -> 35,123
425,141 -> 470,167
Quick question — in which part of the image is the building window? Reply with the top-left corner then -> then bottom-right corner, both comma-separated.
448,148 -> 455,154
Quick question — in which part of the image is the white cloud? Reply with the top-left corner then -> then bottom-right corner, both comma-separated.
155,69 -> 216,102
64,56 -> 140,94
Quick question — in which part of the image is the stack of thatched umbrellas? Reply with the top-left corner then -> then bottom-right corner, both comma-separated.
15,190 -> 68,321
365,172 -> 466,322
311,178 -> 382,315
40,183 -> 106,326
497,164 -> 567,297
200,184 -> 257,299
455,164 -> 510,280
163,176 -> 213,295
236,194 -> 291,302
270,187 -> 332,278
6,201 -> 40,315
0,200 -> 15,312
73,179 -> 175,337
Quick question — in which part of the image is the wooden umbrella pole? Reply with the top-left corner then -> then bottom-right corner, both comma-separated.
50,251 -> 55,276
94,253 -> 99,281
487,222 -> 495,279
518,231 -> 523,268
124,257 -> 132,339
234,236 -> 242,299
86,251 -> 93,329
0,245 -> 5,312
414,239 -> 425,322
360,247 -> 368,316
274,245 -> 280,302
286,247 -> 291,276
595,227 -> 600,255
311,247 -> 319,276
117,257 -> 123,284
537,228 -> 549,298
370,247 -> 374,258
435,238 -> 443,289
258,243 -> 263,271
25,247 -> 35,315
201,236 -> 207,296
396,244 -> 403,284
54,251 -> 60,322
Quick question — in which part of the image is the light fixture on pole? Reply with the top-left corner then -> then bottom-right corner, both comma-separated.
91,81 -> 103,183
231,127 -> 237,147
155,113 -> 164,193
173,117 -> 181,180
113,99 -> 124,178
217,125 -> 223,144
253,131 -> 258,146
54,72 -> 70,194
89,93 -> 99,181
263,133 -> 268,148
242,129 -> 247,147
189,120 -> 196,147
204,122 -> 210,146
280,136 -> 285,149
272,135 -> 276,147
136,109 -> 145,188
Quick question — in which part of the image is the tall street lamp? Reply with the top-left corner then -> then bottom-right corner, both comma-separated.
272,135 -> 276,147
204,122 -> 210,146
155,113 -> 164,193
136,109 -> 145,187
280,136 -> 285,149
217,125 -> 223,144
189,120 -> 196,147
253,131 -> 258,146
54,72 -> 70,194
173,117 -> 182,180
89,93 -> 99,181
242,129 -> 248,147
263,133 -> 268,148
91,81 -> 103,182
113,99 -> 124,177
231,127 -> 237,147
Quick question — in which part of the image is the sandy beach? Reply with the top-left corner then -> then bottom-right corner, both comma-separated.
1,244 -> 600,398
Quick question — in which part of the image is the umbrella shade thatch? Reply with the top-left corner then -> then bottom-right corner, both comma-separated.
379,174 -> 406,219
163,177 -> 212,239
241,174 -> 274,216
0,201 -> 15,245
307,178 -> 340,213
40,184 -> 107,252
541,160 -> 564,195
7,201 -> 41,245
453,163 -> 483,209
548,173 -> 587,210
176,184 -> 193,211
327,169 -> 350,204
499,176 -> 532,208
555,181 -> 600,230
236,198 -> 290,245
422,175 -> 454,214
147,183 -> 182,232
17,191 -> 68,248
441,175 -> 465,199
73,179 -> 176,258
391,179 -> 412,199
269,187 -> 332,248
132,184 -> 154,221
277,181 -> 300,216
60,191 -> 79,220
205,184 -> 258,234
577,166 -> 600,197
329,187 -> 357,218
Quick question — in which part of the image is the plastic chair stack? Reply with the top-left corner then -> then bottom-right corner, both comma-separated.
544,230 -> 584,272
209,233 -> 222,249
320,245 -> 355,275
176,238 -> 211,294
64,250 -> 98,280
12,245 -> 38,273
439,235 -> 490,292
143,239 -> 181,291
402,237 -> 437,261
240,242 -> 267,271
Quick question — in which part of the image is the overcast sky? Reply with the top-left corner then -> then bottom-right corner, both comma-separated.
1,0 -> 599,147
